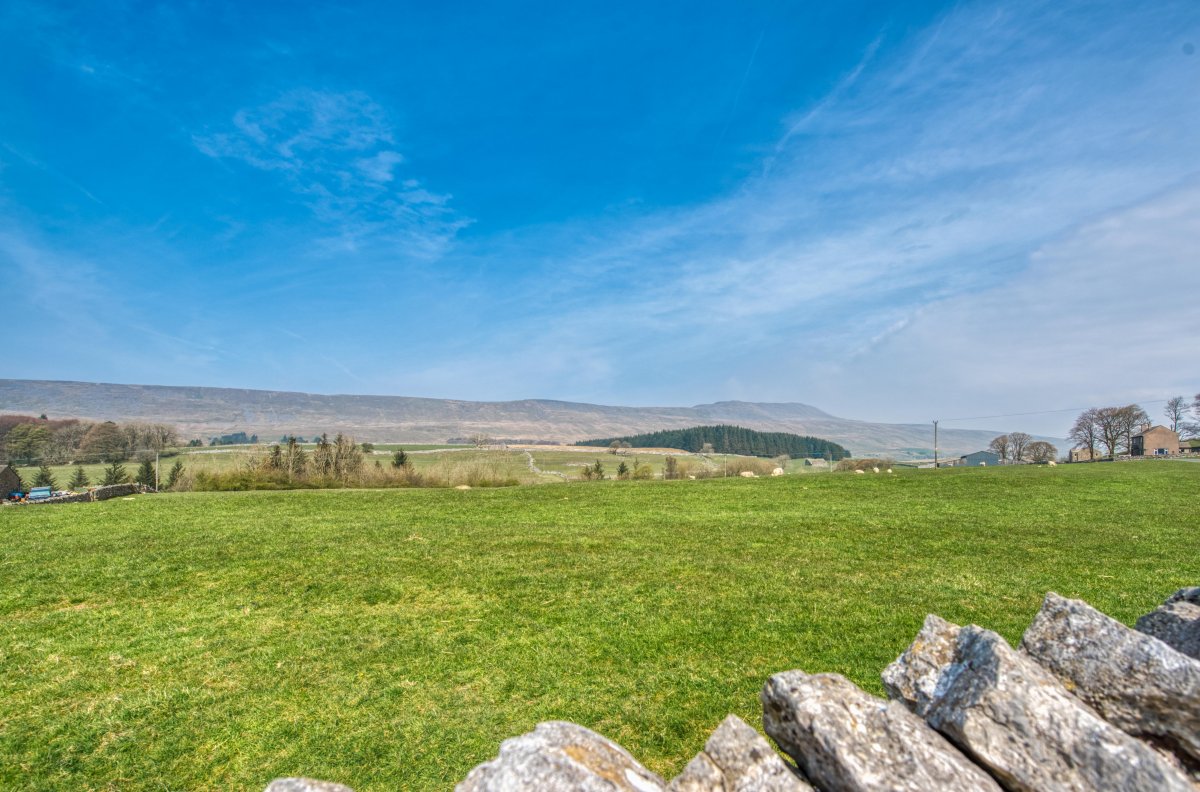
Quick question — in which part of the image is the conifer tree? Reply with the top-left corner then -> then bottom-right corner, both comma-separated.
391,449 -> 409,468
102,460 -> 129,486
165,460 -> 184,490
69,465 -> 89,490
136,458 -> 156,488
33,465 -> 56,489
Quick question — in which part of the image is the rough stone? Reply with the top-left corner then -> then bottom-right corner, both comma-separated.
265,779 -> 353,792
1137,588 -> 1200,660
761,671 -> 1001,792
881,614 -> 961,717
456,721 -> 666,792
1020,592 -> 1200,766
915,624 -> 1194,791
668,714 -> 811,792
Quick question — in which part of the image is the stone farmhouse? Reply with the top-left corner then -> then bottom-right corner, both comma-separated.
1131,425 -> 1179,457
1072,425 -> 1195,460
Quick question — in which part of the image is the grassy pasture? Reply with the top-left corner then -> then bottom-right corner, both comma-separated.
1,462 -> 1196,790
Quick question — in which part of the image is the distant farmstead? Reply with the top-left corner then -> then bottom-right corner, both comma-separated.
1131,425 -> 1179,457
959,450 -> 1001,467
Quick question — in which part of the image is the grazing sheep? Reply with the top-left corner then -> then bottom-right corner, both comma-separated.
739,471 -> 757,478
855,469 -> 866,475
1048,460 -> 1057,466
771,467 -> 785,476
886,468 -> 893,474
872,466 -> 880,473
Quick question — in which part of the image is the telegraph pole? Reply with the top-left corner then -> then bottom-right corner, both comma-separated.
933,420 -> 939,469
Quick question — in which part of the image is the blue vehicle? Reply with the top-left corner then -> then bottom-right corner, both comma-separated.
27,486 -> 52,501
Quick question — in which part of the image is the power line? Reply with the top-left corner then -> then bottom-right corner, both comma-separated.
938,398 -> 1174,424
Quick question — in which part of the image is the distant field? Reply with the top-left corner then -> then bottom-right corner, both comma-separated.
1,462 -> 1196,790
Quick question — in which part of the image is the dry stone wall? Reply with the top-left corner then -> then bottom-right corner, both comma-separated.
16,483 -> 147,505
266,589 -> 1200,791
1137,587 -> 1200,660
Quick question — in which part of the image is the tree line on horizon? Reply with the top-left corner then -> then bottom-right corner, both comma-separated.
986,433 -> 1057,463
0,414 -> 178,466
577,425 -> 850,460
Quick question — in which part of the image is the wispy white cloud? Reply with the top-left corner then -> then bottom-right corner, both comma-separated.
356,150 -> 405,183
0,224 -> 232,377
0,142 -> 104,204
413,0 -> 1200,416
194,89 -> 469,258
774,31 -> 884,153
818,179 -> 1200,434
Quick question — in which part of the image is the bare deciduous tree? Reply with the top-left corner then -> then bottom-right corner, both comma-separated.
988,434 -> 1011,462
1116,404 -> 1150,454
1164,396 -> 1189,432
1093,407 -> 1124,458
1008,432 -> 1032,463
332,433 -> 364,481
1026,441 -> 1058,463
1091,403 -> 1148,457
1069,409 -> 1100,460
1183,393 -> 1200,439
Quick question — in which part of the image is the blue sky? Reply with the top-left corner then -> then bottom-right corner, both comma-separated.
2,0 -> 1198,435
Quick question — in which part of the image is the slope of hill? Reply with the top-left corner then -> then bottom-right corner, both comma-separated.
0,379 -> 1062,460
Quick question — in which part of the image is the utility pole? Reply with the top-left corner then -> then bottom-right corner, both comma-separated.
155,451 -> 160,491
933,420 -> 939,469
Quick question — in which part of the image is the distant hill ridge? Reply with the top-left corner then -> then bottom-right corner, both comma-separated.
0,379 -> 1061,460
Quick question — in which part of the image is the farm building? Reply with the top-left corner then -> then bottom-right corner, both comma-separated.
1180,438 -> 1200,455
1,464 -> 22,497
1131,425 -> 1179,457
803,458 -> 829,468
959,450 -> 1001,467
1070,447 -> 1101,462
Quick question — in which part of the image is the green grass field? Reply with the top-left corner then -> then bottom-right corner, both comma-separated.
1,462 -> 1196,790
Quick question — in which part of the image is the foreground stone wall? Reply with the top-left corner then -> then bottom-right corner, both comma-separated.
267,588 -> 1200,791
18,482 -> 148,505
